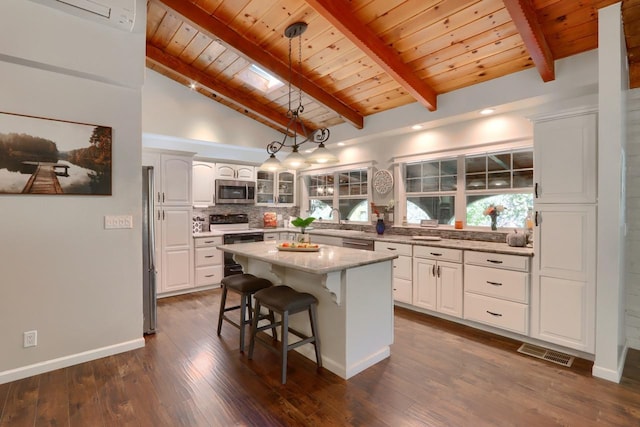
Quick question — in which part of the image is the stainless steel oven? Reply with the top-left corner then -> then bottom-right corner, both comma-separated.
222,231 -> 264,276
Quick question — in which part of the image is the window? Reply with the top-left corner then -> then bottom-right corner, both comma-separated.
405,158 -> 457,225
403,148 -> 533,229
465,150 -> 533,227
306,168 -> 369,222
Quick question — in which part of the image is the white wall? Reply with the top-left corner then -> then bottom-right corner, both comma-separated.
626,88 -> 640,349
0,0 -> 145,382
594,2 -> 628,382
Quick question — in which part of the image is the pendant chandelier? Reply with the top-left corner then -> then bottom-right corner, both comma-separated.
260,22 -> 338,172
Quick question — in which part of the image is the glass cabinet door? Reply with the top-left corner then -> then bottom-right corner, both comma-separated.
277,171 -> 295,204
256,171 -> 275,204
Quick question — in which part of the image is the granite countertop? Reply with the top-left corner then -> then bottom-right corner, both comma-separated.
194,227 -> 534,257
217,241 -> 398,275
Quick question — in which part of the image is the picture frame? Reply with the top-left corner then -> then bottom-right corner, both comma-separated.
0,111 -> 112,195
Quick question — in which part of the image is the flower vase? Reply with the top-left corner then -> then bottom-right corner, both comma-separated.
376,218 -> 385,235
297,233 -> 310,243
490,215 -> 497,231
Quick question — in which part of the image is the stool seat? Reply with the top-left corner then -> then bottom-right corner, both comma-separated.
217,273 -> 275,352
253,286 -> 317,313
249,285 -> 322,384
222,273 -> 273,294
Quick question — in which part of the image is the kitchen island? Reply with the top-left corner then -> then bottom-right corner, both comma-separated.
217,240 -> 398,379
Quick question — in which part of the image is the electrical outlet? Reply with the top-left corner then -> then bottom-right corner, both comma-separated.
23,330 -> 37,348
105,215 -> 133,229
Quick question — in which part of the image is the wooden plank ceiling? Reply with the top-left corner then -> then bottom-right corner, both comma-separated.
146,0 -> 638,137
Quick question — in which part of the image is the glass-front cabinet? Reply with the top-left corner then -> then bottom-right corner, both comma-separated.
256,170 -> 296,206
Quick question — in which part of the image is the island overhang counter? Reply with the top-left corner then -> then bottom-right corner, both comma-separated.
217,240 -> 398,380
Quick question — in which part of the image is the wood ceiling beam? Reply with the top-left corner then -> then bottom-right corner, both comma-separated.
154,0 -> 364,130
503,0 -> 555,82
303,0 -> 438,111
146,43 -> 306,135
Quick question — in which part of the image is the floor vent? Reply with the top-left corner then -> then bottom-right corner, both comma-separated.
517,343 -> 574,367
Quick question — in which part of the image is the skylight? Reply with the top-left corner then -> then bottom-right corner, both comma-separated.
239,64 -> 284,93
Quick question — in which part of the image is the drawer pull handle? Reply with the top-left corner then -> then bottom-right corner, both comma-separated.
205,255 -> 214,258
487,281 -> 502,286
486,259 -> 503,264
205,274 -> 214,278
430,252 -> 443,257
387,247 -> 397,250
204,240 -> 216,244
486,310 -> 503,317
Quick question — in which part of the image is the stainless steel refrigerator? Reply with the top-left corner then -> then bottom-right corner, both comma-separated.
142,166 -> 157,334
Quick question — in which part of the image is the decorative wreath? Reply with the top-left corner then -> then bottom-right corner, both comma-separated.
373,169 -> 393,194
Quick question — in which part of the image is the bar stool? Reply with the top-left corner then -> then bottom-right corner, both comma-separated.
248,285 -> 322,384
217,273 -> 275,352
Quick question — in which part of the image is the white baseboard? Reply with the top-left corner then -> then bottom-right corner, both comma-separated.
592,344 -> 629,383
0,338 -> 145,385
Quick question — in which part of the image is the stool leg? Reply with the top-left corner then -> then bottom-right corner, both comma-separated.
248,300 -> 261,360
269,310 -> 278,341
309,303 -> 322,368
281,311 -> 289,384
239,293 -> 248,352
217,285 -> 228,336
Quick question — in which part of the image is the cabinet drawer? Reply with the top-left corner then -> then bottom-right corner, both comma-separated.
264,233 -> 278,241
195,265 -> 222,286
464,293 -> 528,335
375,241 -> 412,256
393,255 -> 412,280
464,265 -> 529,303
413,245 -> 462,263
195,236 -> 222,247
464,251 -> 530,272
195,246 -> 222,266
393,278 -> 412,304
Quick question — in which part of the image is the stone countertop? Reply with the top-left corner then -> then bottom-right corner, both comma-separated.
195,227 -> 534,257
217,241 -> 398,275
308,229 -> 535,257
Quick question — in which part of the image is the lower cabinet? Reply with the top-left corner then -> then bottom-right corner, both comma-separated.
463,251 -> 530,335
158,207 -> 193,294
194,236 -> 223,287
375,241 -> 413,304
412,246 -> 463,318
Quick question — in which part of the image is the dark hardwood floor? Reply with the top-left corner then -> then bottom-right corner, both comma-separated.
1,288 -> 640,426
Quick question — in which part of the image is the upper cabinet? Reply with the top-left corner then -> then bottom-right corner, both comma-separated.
533,112 -> 597,204
143,150 -> 193,206
192,161 -> 216,207
216,163 -> 255,181
256,170 -> 296,206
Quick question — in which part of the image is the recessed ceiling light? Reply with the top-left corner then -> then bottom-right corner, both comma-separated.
189,82 -> 197,90
480,108 -> 495,115
412,125 -> 423,130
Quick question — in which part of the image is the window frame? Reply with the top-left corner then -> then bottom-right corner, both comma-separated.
395,145 -> 533,230
300,162 -> 374,224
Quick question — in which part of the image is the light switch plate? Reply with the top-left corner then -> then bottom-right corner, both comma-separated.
105,215 -> 133,229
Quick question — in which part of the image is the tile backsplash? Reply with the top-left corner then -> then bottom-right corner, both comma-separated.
193,205 -> 300,229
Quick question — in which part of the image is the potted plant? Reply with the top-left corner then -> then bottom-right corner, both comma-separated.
291,216 -> 315,243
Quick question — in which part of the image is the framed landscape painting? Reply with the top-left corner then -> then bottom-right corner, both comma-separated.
0,112 -> 112,195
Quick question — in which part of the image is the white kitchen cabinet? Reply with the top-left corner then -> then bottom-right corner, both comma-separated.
533,112 -> 596,204
531,204 -> 596,352
160,208 -> 193,293
375,241 -> 413,304
463,252 -> 530,335
310,234 -> 343,246
194,236 -> 223,287
192,161 -> 215,207
280,231 -> 297,241
143,149 -> 195,296
216,163 -> 255,180
256,170 -> 296,206
264,231 -> 279,241
413,245 -> 463,318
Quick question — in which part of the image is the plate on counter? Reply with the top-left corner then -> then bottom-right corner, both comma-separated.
276,243 -> 321,252
412,236 -> 442,241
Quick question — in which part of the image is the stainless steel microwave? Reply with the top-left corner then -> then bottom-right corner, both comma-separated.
215,179 -> 255,204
